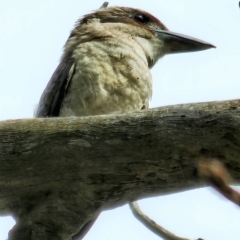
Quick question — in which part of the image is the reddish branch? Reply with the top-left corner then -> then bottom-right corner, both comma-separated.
197,158 -> 240,207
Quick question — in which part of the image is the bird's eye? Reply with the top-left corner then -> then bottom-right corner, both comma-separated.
134,13 -> 150,24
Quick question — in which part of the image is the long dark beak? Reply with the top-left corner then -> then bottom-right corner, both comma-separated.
154,29 -> 216,54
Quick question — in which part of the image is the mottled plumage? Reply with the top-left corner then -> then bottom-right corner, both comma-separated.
35,6 -> 214,118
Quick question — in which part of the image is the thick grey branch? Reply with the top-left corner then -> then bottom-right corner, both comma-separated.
1,99 -> 240,239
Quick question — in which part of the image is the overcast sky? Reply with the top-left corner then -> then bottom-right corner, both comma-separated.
1,0 -> 240,239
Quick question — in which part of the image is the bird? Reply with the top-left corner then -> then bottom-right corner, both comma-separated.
35,3 -> 215,239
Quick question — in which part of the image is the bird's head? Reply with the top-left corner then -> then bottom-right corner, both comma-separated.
66,6 -> 215,68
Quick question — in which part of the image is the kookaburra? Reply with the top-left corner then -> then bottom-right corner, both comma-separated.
35,3 -> 215,239
35,4 -> 214,118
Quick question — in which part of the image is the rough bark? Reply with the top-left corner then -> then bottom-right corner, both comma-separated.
1,99 -> 240,239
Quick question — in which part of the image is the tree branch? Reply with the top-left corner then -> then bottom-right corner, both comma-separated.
198,158 -> 240,206
129,202 -> 203,240
1,99 -> 240,239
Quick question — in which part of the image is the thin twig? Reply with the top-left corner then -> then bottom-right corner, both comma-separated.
129,202 -> 203,240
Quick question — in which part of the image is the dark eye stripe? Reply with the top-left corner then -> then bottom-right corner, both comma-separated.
134,13 -> 150,24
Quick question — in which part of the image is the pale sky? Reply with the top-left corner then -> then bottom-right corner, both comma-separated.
1,0 -> 240,239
